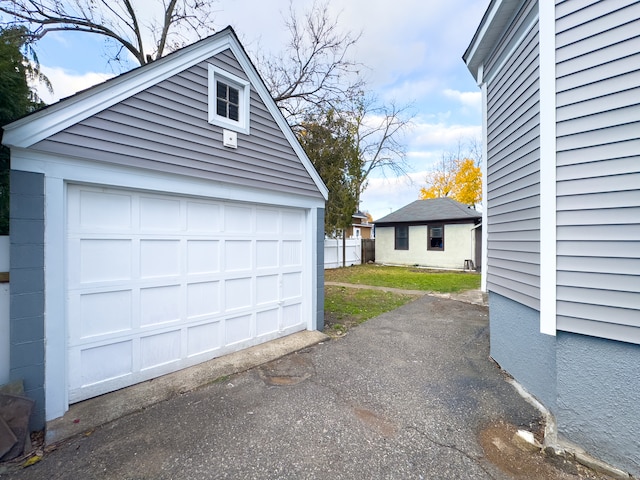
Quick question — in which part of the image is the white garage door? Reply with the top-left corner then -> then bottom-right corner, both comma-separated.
66,184 -> 308,402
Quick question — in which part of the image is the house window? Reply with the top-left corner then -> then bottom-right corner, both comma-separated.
208,64 -> 250,134
216,81 -> 239,121
395,225 -> 409,250
428,224 -> 444,251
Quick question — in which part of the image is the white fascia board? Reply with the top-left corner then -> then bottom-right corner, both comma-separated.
538,0 -> 557,336
481,78 -> 489,293
3,30 -> 238,148
225,38 -> 329,201
464,0 -> 502,79
464,0 -> 523,82
10,148 -> 325,210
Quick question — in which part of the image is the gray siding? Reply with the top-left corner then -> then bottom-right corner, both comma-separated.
9,170 -> 46,430
33,49 -> 322,199
485,0 -> 541,310
555,0 -> 640,344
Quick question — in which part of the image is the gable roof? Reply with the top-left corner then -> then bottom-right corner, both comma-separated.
375,198 -> 481,224
2,26 -> 328,200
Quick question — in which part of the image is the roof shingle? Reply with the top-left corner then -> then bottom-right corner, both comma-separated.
375,198 -> 480,224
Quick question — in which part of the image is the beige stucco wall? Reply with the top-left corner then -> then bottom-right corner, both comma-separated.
375,224 -> 476,269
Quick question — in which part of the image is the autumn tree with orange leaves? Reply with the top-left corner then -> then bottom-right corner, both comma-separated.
419,141 -> 482,207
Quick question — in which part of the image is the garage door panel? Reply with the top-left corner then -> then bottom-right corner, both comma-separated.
80,341 -> 133,386
282,304 -> 302,329
224,240 -> 252,271
282,240 -> 302,266
187,321 -> 222,356
80,290 -> 132,338
187,240 -> 219,274
224,205 -> 252,233
140,285 -> 181,326
187,281 -> 220,318
140,330 -> 181,371
187,201 -> 220,232
282,210 -> 304,234
256,309 -> 279,337
78,190 -> 132,230
140,240 -> 181,278
80,239 -> 132,283
256,208 -> 280,233
67,184 -> 308,402
282,272 -> 302,299
224,277 -> 252,311
140,196 -> 181,231
255,275 -> 279,305
225,314 -> 252,345
256,240 -> 278,268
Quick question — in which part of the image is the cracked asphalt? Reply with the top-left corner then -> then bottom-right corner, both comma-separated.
3,295 -> 609,479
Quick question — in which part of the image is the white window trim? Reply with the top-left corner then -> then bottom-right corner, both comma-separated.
208,64 -> 250,134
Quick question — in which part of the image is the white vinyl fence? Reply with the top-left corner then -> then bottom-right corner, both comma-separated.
0,236 -> 9,385
324,238 -> 361,269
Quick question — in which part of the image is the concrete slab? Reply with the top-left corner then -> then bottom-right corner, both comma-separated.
45,330 -> 328,444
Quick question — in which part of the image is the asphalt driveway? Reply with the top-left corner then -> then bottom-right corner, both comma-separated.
2,294 -> 609,479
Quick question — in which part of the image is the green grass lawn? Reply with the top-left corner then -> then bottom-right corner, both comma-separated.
324,264 -> 480,293
323,285 -> 417,336
323,264 -> 480,336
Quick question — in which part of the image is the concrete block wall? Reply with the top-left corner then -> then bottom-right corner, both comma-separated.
9,170 -> 46,430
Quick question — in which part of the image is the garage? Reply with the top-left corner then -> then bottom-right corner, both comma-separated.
2,27 -> 327,429
67,185 -> 308,402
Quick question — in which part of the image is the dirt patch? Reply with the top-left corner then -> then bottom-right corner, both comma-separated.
323,310 -> 360,337
479,420 -> 615,479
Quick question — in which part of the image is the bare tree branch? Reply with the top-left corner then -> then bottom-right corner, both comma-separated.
346,93 -> 414,202
255,0 -> 364,123
0,0 -> 217,65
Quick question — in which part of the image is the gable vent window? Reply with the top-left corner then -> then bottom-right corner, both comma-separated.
216,81 -> 239,121
208,64 -> 250,134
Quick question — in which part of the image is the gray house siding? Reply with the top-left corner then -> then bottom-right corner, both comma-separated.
467,0 -> 640,475
485,0 -> 541,311
32,49 -> 322,199
555,0 -> 640,344
9,170 -> 46,430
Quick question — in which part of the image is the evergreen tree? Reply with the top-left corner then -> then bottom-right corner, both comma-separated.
0,26 -> 50,234
298,111 -> 359,237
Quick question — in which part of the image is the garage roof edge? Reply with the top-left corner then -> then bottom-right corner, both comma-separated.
2,27 -> 329,201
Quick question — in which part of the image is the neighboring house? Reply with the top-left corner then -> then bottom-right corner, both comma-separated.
374,198 -> 481,270
464,0 -> 640,476
346,210 -> 374,239
2,27 -> 327,431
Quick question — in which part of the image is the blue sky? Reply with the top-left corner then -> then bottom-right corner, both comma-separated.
29,0 -> 490,220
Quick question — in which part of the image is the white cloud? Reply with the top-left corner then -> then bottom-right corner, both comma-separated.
443,89 -> 482,110
33,66 -> 115,104
360,172 -> 428,221
410,120 -> 481,150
